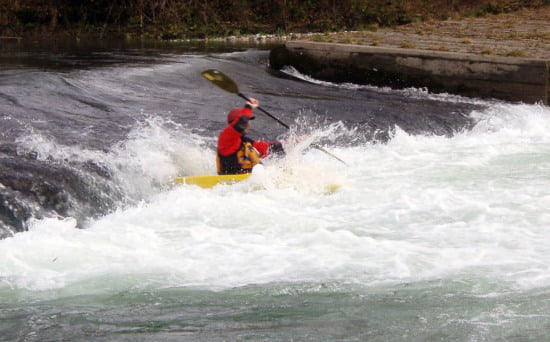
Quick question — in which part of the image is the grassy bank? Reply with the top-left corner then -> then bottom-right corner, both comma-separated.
1,0 -> 549,41
305,6 -> 550,59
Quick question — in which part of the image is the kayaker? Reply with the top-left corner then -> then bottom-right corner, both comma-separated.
217,98 -> 284,175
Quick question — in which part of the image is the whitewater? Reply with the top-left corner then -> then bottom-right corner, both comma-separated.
1,42 -> 550,341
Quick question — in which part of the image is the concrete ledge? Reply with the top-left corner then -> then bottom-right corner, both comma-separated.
269,41 -> 549,104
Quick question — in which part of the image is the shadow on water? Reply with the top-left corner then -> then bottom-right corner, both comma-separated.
0,144 -> 121,237
0,38 -> 281,71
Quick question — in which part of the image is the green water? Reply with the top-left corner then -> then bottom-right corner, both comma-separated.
3,280 -> 550,341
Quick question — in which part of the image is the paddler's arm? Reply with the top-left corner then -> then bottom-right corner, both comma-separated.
252,140 -> 284,157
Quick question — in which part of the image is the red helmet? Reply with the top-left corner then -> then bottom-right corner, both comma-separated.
227,107 -> 254,124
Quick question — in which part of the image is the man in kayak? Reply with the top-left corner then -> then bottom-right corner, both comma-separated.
217,98 -> 284,175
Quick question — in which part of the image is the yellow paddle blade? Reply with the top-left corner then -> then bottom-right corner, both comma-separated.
201,69 -> 239,94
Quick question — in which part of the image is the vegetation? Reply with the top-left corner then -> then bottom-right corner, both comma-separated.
506,49 -> 529,57
0,0 -> 549,40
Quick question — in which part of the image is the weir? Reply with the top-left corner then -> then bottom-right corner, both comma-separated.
269,41 -> 550,105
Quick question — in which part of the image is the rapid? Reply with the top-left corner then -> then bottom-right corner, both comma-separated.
1,40 -> 549,341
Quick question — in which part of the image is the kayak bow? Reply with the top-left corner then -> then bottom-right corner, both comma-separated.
174,173 -> 251,188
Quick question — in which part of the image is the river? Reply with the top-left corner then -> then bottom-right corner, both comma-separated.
1,39 -> 549,341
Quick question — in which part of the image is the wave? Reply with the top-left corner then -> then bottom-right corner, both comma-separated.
2,95 -> 549,238
1,47 -> 548,239
280,65 -> 504,106
2,102 -> 550,295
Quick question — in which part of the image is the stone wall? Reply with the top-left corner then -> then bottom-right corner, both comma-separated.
270,41 -> 549,104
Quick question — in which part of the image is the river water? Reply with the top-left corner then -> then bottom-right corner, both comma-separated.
1,39 -> 550,341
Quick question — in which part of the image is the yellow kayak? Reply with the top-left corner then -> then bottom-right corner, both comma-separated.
174,168 -> 341,193
173,173 -> 251,188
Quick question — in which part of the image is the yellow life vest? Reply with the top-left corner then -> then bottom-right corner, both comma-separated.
216,142 -> 261,174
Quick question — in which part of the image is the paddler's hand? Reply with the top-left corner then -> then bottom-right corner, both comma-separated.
246,98 -> 259,109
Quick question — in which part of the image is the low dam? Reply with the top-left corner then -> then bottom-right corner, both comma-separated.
269,41 -> 549,104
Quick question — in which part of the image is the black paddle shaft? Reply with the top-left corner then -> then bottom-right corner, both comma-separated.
237,93 -> 290,130
239,92 -> 347,165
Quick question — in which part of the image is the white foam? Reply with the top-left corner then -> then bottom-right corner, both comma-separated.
15,116 -> 216,202
280,65 -> 495,105
2,102 -> 550,298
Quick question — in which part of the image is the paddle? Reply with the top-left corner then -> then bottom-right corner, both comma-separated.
201,69 -> 290,129
201,69 -> 348,166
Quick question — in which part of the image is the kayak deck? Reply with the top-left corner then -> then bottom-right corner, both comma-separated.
173,173 -> 251,188
174,170 -> 341,193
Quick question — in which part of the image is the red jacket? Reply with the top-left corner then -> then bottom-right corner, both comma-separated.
217,106 -> 284,174
217,125 -> 270,158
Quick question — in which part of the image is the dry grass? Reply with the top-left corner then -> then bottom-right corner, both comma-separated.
305,6 -> 550,59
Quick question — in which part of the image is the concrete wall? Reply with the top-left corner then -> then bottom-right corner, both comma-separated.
269,41 -> 549,104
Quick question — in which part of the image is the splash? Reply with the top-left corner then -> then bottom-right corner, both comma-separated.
2,100 -> 550,298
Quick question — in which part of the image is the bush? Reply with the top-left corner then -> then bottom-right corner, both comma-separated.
1,0 -> 548,38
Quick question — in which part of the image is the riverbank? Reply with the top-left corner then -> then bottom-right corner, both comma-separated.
4,5 -> 548,104
3,0 -> 546,41
4,6 -> 548,55
269,7 -> 550,104
304,7 -> 550,60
